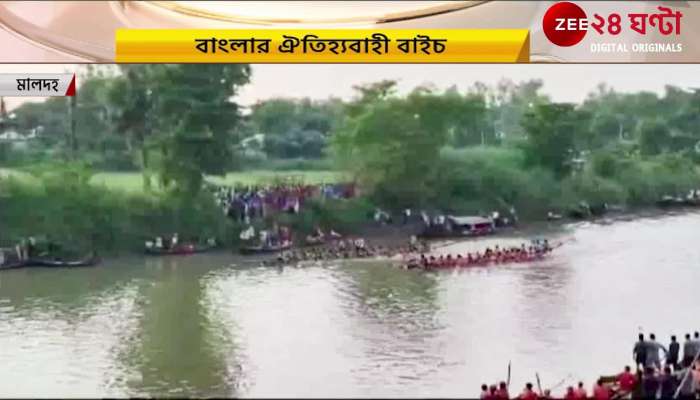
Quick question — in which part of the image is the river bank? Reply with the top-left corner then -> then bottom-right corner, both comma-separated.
2,162 -> 700,259
1,211 -> 699,397
3,179 -> 699,264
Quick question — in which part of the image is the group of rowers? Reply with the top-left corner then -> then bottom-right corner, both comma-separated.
406,240 -> 554,270
262,236 -> 554,269
263,237 -> 430,266
480,331 -> 700,400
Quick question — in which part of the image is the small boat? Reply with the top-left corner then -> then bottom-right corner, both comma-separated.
303,229 -> 343,247
0,254 -> 100,270
567,209 -> 588,219
304,236 -> 326,247
239,242 -> 292,255
683,191 -> 700,206
656,195 -> 685,208
420,215 -> 496,238
0,260 -> 28,270
145,243 -> 216,256
589,203 -> 609,216
26,255 -> 100,268
606,204 -> 626,213
547,211 -> 563,221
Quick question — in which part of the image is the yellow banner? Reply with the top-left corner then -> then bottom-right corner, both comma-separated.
115,29 -> 530,63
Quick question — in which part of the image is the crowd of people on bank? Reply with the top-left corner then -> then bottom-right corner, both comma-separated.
211,182 -> 356,223
480,332 -> 700,399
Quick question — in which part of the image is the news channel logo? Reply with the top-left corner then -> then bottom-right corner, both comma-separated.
541,1 -> 683,54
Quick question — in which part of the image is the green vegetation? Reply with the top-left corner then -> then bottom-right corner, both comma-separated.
90,170 -> 340,193
0,163 -> 240,252
333,80 -> 700,218
2,66 -> 700,253
2,168 -> 341,193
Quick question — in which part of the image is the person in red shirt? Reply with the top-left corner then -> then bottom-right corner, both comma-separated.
564,386 -> 577,400
592,379 -> 610,400
518,382 -> 538,400
573,381 -> 587,399
486,384 -> 499,400
495,381 -> 509,400
617,365 -> 637,394
480,384 -> 489,399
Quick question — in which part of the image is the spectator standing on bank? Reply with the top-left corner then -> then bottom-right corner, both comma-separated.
645,333 -> 667,370
634,333 -> 648,370
668,335 -> 680,369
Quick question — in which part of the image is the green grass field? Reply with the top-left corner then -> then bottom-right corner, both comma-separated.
94,170 -> 344,192
1,168 -> 343,192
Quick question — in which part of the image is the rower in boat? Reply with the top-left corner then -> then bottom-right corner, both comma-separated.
419,254 -> 428,269
145,236 -> 166,251
409,239 -> 560,270
354,237 -> 367,256
306,226 -> 325,245
409,235 -> 419,251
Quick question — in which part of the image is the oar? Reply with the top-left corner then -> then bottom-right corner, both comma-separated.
536,373 -> 543,396
673,350 -> 700,398
548,373 -> 573,391
506,361 -> 512,390
430,240 -> 458,251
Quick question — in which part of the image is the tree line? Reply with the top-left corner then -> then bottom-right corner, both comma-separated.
3,65 -> 700,210
333,80 -> 700,213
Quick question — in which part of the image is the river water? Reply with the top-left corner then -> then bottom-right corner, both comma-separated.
1,211 -> 699,398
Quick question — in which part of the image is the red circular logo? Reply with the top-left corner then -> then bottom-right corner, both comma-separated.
542,2 -> 588,47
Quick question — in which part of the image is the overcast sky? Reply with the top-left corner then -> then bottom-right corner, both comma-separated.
2,64 -> 700,110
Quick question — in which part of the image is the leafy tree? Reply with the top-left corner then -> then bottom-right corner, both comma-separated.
345,79 -> 398,118
441,87 -> 488,147
669,89 -> 700,138
333,85 -> 458,207
250,98 -> 299,136
637,119 -> 670,156
486,79 -> 550,138
108,65 -> 251,193
251,97 -> 343,159
109,65 -> 162,188
149,65 -> 251,194
594,113 -> 623,143
590,149 -> 622,178
12,98 -> 69,148
581,85 -> 661,144
73,70 -> 125,165
521,103 -> 588,177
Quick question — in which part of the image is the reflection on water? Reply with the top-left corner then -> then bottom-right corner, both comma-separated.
116,263 -> 242,397
0,211 -> 699,397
